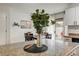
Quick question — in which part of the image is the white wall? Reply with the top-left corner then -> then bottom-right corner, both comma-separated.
0,5 -> 10,45
9,8 -> 36,44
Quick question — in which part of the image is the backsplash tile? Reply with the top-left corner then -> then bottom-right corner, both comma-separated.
68,25 -> 79,33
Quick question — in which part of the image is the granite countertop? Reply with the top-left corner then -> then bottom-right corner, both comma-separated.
0,39 -> 79,56
64,33 -> 79,38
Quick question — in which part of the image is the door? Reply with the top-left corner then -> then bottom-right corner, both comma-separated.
0,15 -> 7,45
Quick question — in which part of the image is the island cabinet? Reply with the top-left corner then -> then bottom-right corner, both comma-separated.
64,33 -> 79,42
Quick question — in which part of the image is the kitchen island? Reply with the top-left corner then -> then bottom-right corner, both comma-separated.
64,33 -> 79,43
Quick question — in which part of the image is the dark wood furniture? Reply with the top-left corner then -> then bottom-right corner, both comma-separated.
24,32 -> 34,41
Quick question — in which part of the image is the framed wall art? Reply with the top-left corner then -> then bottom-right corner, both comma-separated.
20,20 -> 32,29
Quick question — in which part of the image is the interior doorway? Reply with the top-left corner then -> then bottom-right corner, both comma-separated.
55,18 -> 64,40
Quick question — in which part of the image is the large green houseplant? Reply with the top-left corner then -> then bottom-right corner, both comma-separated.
24,9 -> 56,53
31,9 -> 50,47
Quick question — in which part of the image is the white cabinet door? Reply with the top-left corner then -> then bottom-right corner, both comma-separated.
64,7 -> 76,25
64,9 -> 71,25
64,9 -> 70,25
68,8 -> 76,25
76,6 -> 79,25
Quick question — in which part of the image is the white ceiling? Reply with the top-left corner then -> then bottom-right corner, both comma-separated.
0,3 -> 69,14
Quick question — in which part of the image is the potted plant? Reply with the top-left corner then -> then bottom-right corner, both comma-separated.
24,9 -> 56,53
31,9 -> 50,47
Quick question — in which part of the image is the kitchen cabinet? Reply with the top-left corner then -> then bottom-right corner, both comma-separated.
64,9 -> 69,25
64,7 -> 76,26
64,37 -> 72,42
76,6 -> 79,25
